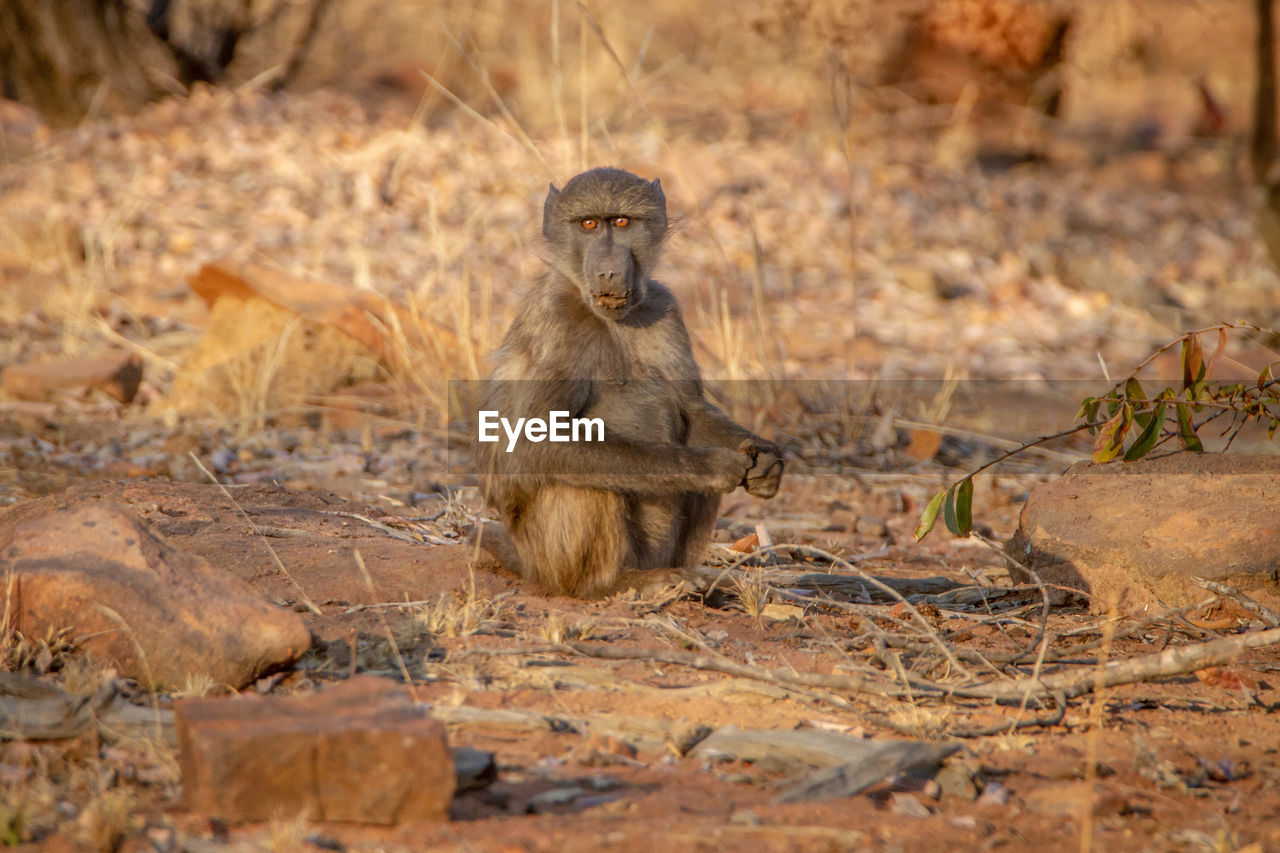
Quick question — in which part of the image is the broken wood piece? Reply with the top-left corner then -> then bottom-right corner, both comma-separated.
960,626 -> 1280,702
0,671 -> 173,742
779,573 -> 968,602
777,740 -> 961,803
690,726 -> 946,772
1,349 -> 142,403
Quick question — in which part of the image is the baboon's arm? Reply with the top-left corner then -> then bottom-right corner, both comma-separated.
507,436 -> 750,495
684,398 -> 760,449
684,398 -> 784,498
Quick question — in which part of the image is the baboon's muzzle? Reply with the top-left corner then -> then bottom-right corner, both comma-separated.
585,244 -> 636,315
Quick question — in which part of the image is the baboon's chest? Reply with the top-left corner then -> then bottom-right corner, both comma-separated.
585,326 -> 693,443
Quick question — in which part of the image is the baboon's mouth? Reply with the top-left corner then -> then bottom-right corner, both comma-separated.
594,293 -> 629,310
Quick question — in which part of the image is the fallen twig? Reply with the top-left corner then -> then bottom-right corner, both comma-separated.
958,626 -> 1280,701
1193,578 -> 1280,627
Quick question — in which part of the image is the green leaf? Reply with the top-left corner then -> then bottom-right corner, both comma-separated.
1124,377 -> 1145,402
943,485 -> 960,536
1176,401 -> 1204,452
1075,396 -> 1097,422
1124,401 -> 1166,461
953,477 -> 974,537
1092,403 -> 1131,463
914,490 -> 946,542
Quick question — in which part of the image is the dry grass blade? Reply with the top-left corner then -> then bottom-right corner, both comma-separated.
441,26 -> 552,177
352,549 -> 419,702
417,69 -> 548,175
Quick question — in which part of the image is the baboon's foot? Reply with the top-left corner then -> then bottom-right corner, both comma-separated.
465,518 -> 524,577
603,567 -> 705,602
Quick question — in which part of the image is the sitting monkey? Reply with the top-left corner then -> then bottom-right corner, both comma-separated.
474,167 -> 783,597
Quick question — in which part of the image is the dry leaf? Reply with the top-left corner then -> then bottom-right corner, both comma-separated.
905,428 -> 943,460
1195,667 -> 1259,692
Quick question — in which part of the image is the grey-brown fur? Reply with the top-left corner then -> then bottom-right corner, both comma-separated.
475,167 -> 783,598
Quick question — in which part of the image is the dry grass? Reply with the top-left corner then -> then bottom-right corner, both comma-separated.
413,584 -> 490,638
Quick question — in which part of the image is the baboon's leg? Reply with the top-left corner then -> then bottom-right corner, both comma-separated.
626,493 -> 682,570
511,485 -> 628,597
469,519 -> 524,577
598,491 -> 719,596
674,491 -> 721,570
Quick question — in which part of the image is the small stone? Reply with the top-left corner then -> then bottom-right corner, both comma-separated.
176,676 -> 455,824
890,792 -> 931,818
729,809 -> 762,826
975,782 -> 1008,806
935,765 -> 979,800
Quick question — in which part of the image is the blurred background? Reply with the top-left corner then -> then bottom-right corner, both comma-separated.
0,0 -> 1277,498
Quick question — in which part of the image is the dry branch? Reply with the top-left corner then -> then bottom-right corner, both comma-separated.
958,626 -> 1280,701
565,626 -> 1280,705
1193,577 -> 1280,627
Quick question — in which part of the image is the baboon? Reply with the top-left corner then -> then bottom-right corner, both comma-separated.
474,167 -> 783,597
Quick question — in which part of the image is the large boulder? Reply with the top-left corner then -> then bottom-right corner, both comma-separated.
0,501 -> 310,689
1006,453 -> 1280,613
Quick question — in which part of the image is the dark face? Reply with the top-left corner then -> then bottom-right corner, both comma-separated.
543,168 -> 668,322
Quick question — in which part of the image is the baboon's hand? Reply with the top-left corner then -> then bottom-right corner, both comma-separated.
708,447 -> 755,493
737,439 -> 784,499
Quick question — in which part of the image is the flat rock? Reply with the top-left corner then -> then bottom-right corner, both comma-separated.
1007,453 -> 1280,613
176,675 -> 455,824
0,501 -> 310,689
0,481 -> 505,607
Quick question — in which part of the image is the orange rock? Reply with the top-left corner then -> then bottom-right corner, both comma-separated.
176,676 -> 455,824
0,502 -> 309,690
1008,453 -> 1280,613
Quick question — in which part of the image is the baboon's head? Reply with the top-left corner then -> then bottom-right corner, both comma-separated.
542,167 -> 668,321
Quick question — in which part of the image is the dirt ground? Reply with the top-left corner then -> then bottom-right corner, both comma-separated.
4,1 -> 1280,850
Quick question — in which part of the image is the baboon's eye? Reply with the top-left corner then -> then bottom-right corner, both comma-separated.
580,218 -> 599,231
611,216 -> 630,228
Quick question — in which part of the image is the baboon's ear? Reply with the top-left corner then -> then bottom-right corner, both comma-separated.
542,184 -> 562,239
650,178 -> 665,206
